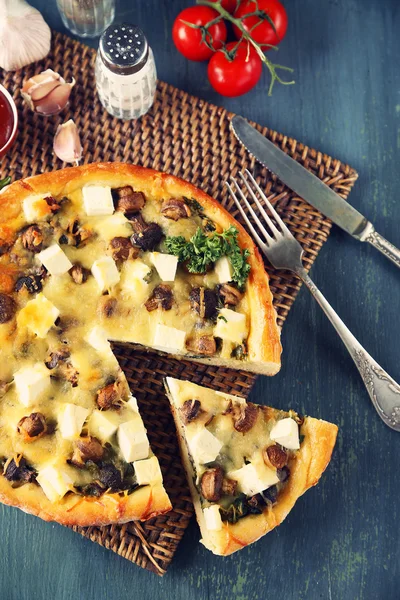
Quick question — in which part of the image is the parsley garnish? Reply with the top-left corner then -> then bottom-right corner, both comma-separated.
165,225 -> 251,288
0,176 -> 11,191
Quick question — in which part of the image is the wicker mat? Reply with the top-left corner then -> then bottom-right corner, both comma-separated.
0,32 -> 358,575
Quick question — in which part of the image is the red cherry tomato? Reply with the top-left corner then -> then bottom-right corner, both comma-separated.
233,0 -> 288,48
209,0 -> 239,13
172,6 -> 227,62
207,40 -> 263,97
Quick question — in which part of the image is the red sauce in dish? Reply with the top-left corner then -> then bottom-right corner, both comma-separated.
0,90 -> 14,149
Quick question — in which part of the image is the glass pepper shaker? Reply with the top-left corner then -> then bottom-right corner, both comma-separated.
56,0 -> 115,38
95,24 -> 157,121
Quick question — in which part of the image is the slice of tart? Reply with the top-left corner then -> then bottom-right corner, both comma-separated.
165,377 -> 338,556
0,335 -> 171,526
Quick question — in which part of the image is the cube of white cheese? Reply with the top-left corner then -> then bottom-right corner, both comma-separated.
17,293 -> 60,338
126,395 -> 139,413
149,252 -> 178,282
228,462 -> 279,496
119,260 -> 151,302
188,429 -> 223,465
14,363 -> 51,407
37,465 -> 73,503
153,324 -> 186,353
214,256 -> 233,283
37,244 -> 72,276
23,194 -> 51,222
82,185 -> 114,216
88,410 -> 119,441
133,456 -> 163,485
86,326 -> 112,355
91,256 -> 120,292
117,418 -> 149,463
203,505 -> 223,531
58,403 -> 89,440
214,308 -> 247,345
270,418 -> 300,450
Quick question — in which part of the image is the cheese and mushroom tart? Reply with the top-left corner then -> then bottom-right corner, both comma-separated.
0,162 -> 283,524
0,163 -> 281,375
165,377 -> 338,556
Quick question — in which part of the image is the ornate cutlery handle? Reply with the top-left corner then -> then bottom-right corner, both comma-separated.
297,267 -> 400,432
366,230 -> 400,269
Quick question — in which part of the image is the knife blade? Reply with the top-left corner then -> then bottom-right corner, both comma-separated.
231,115 -> 400,268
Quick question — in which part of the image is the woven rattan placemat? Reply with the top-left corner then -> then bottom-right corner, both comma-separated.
0,32 -> 358,575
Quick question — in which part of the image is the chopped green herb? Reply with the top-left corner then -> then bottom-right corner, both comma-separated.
0,176 -> 11,191
165,225 -> 251,288
185,197 -> 203,215
218,314 -> 228,323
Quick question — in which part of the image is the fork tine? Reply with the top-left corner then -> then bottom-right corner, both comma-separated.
229,176 -> 277,245
225,182 -> 270,252
239,172 -> 281,238
244,169 -> 289,233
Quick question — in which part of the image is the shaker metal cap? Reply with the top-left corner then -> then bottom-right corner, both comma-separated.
99,23 -> 149,75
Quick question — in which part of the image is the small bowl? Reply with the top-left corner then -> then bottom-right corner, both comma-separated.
0,84 -> 18,159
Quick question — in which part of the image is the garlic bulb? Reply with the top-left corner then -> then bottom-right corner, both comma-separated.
21,70 -> 75,116
53,120 -> 82,165
0,0 -> 51,71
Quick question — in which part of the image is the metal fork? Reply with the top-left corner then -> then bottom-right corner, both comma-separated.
227,169 -> 400,432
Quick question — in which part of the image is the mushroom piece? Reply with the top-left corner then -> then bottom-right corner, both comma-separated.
0,293 -> 16,324
45,349 -> 70,370
69,263 -> 90,284
129,215 -> 163,251
263,444 -> 288,470
20,225 -> 44,253
96,381 -> 123,410
58,361 -> 79,387
218,284 -> 243,307
98,463 -> 123,490
200,466 -> 224,502
232,403 -> 258,433
17,412 -> 47,442
3,457 -> 36,483
189,287 -> 218,319
57,219 -> 92,247
97,296 -> 118,318
113,186 -> 146,213
70,436 -> 104,467
180,399 -> 202,425
108,236 -> 139,261
161,198 -> 191,221
186,335 -> 217,356
45,349 -> 78,387
45,195 -> 63,213
15,274 -> 43,294
145,284 -> 173,312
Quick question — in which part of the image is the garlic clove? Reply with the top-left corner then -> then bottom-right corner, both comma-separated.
0,0 -> 51,71
53,120 -> 83,165
35,82 -> 75,116
21,70 -> 75,116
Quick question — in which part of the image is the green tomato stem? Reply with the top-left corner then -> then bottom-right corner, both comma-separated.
196,0 -> 295,95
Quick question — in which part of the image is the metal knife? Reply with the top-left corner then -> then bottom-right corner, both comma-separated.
231,115 -> 400,268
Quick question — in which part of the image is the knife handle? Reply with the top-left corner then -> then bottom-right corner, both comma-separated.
366,230 -> 400,268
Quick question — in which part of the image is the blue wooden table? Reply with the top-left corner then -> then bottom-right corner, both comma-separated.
1,1 -> 399,599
